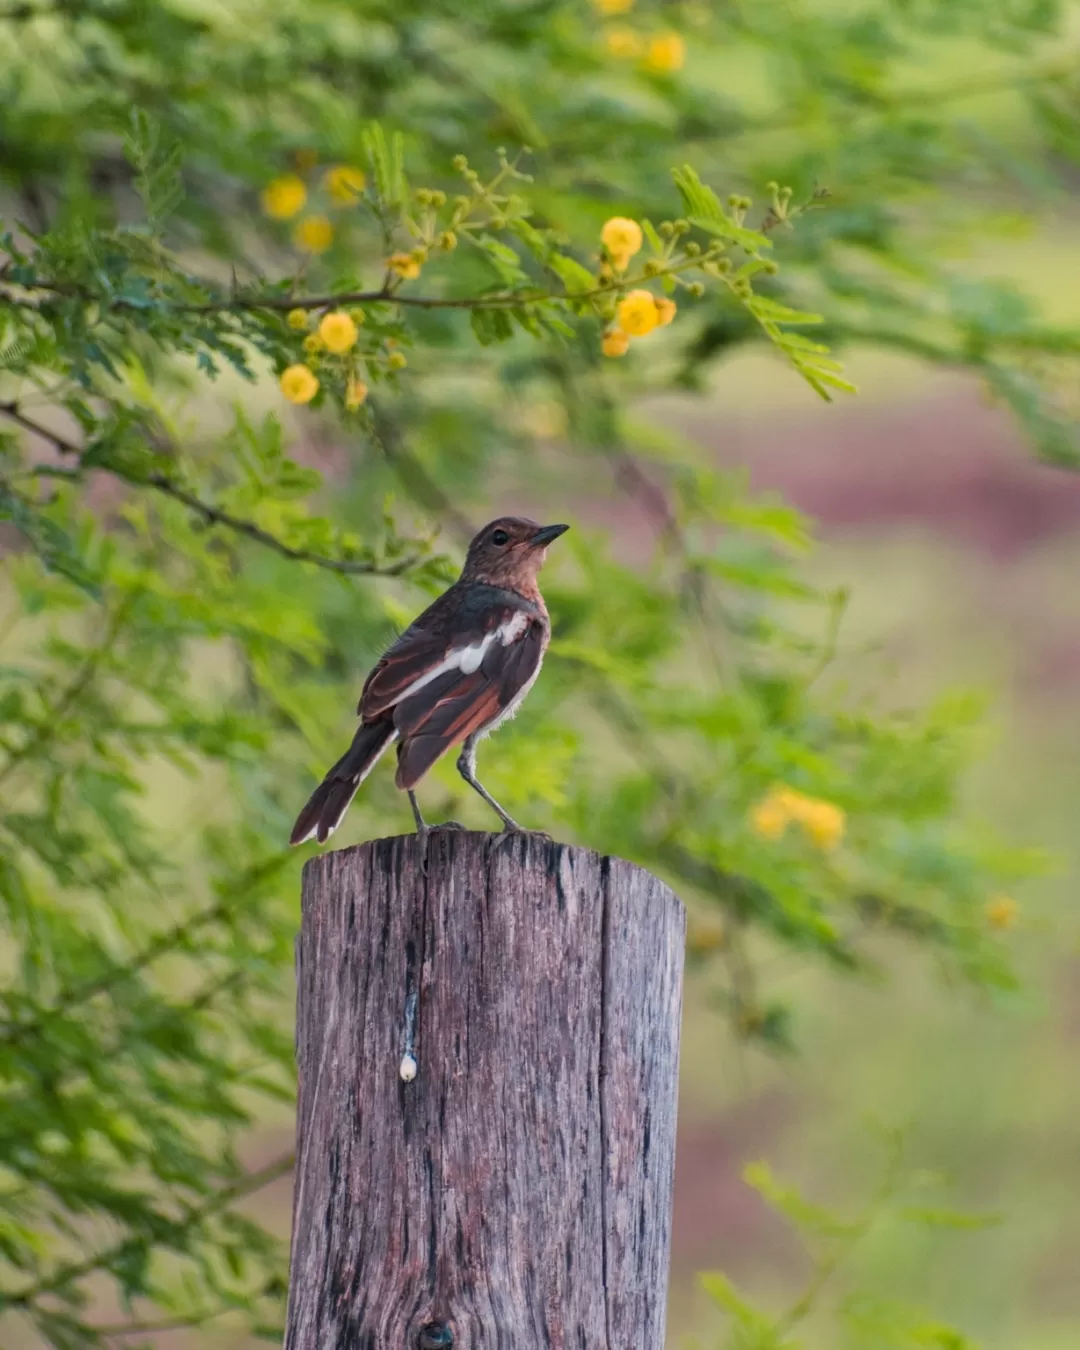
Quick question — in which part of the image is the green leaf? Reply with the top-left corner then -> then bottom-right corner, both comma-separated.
548,253 -> 597,295
363,122 -> 406,206
470,307 -> 514,345
672,166 -> 771,251
743,1160 -> 859,1236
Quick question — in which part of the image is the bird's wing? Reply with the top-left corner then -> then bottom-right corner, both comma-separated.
359,586 -> 537,720
384,613 -> 546,789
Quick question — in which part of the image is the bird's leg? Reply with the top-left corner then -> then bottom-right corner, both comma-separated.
456,736 -> 522,832
407,789 -> 428,837
406,776 -> 464,838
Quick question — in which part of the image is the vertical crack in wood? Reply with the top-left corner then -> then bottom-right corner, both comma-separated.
597,853 -> 613,1350
418,834 -> 438,1328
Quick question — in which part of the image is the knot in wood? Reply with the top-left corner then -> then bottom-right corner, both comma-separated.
417,1321 -> 454,1349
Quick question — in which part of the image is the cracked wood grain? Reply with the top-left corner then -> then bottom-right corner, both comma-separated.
285,831 -> 685,1350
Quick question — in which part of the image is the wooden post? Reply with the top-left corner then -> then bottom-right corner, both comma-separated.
285,830 -> 685,1350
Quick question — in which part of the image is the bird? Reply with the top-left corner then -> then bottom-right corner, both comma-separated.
290,516 -> 568,846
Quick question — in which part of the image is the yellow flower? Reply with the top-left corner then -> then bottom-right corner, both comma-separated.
302,333 -> 325,354
601,216 -> 643,264
602,328 -> 630,358
261,175 -> 307,220
594,0 -> 634,14
986,895 -> 1019,931
293,216 -> 334,254
616,289 -> 660,337
438,230 -> 458,251
749,784 -> 843,849
318,310 -> 359,354
323,164 -> 366,205
287,307 -> 310,330
655,296 -> 677,327
644,32 -> 686,74
749,794 -> 790,840
279,363 -> 319,404
387,251 -> 422,280
387,351 -> 408,370
798,798 -> 845,850
604,26 -> 642,58
345,376 -> 369,410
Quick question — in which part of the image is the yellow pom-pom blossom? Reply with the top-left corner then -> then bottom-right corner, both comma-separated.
387,351 -> 408,370
287,308 -> 310,330
600,217 -> 643,271
302,333 -> 324,354
293,215 -> 334,254
749,793 -> 790,840
749,785 -> 844,850
261,175 -> 307,220
602,328 -> 631,358
604,26 -> 642,58
318,311 -> 359,354
323,164 -> 367,204
593,0 -> 634,13
387,251 -> 422,280
280,364 -> 319,404
655,296 -> 677,327
644,32 -> 686,73
616,289 -> 660,337
797,798 -> 845,850
986,894 -> 1019,931
345,376 -> 369,411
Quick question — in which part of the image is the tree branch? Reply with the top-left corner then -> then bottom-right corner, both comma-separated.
0,402 -> 420,578
2,1152 -> 294,1311
0,601 -> 129,789
5,253 -> 708,319
137,470 -> 420,576
0,853 -> 293,1048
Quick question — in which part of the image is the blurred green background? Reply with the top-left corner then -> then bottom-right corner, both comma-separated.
3,0 -> 1080,1345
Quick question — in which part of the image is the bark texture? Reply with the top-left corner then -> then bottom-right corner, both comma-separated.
285,830 -> 685,1350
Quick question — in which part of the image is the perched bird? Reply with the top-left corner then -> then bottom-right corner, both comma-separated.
290,516 -> 568,846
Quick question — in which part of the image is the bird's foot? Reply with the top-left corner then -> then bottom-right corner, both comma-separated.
485,821 -> 552,861
416,820 -> 469,875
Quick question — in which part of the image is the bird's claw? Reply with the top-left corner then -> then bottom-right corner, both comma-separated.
416,820 -> 469,875
485,822 -> 551,861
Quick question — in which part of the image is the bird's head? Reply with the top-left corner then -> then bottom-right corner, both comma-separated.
460,516 -> 569,589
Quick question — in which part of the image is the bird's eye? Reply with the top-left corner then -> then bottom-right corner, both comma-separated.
491,528 -> 510,546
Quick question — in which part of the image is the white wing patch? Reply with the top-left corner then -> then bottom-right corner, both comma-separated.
497,611 -> 530,644
394,612 -> 532,704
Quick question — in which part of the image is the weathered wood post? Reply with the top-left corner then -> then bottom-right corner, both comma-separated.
285,830 -> 685,1349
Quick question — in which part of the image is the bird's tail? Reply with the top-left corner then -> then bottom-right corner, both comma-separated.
289,721 -> 397,846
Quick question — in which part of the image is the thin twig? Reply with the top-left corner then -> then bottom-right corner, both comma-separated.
7,255 -> 708,319
139,471 -> 420,576
93,1310 -> 226,1339
0,402 -> 419,578
0,601 -> 129,790
0,853 -> 292,1048
2,1153 -> 294,1311
771,1135 -> 906,1337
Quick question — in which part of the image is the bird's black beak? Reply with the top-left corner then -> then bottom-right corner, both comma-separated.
530,523 -> 569,547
